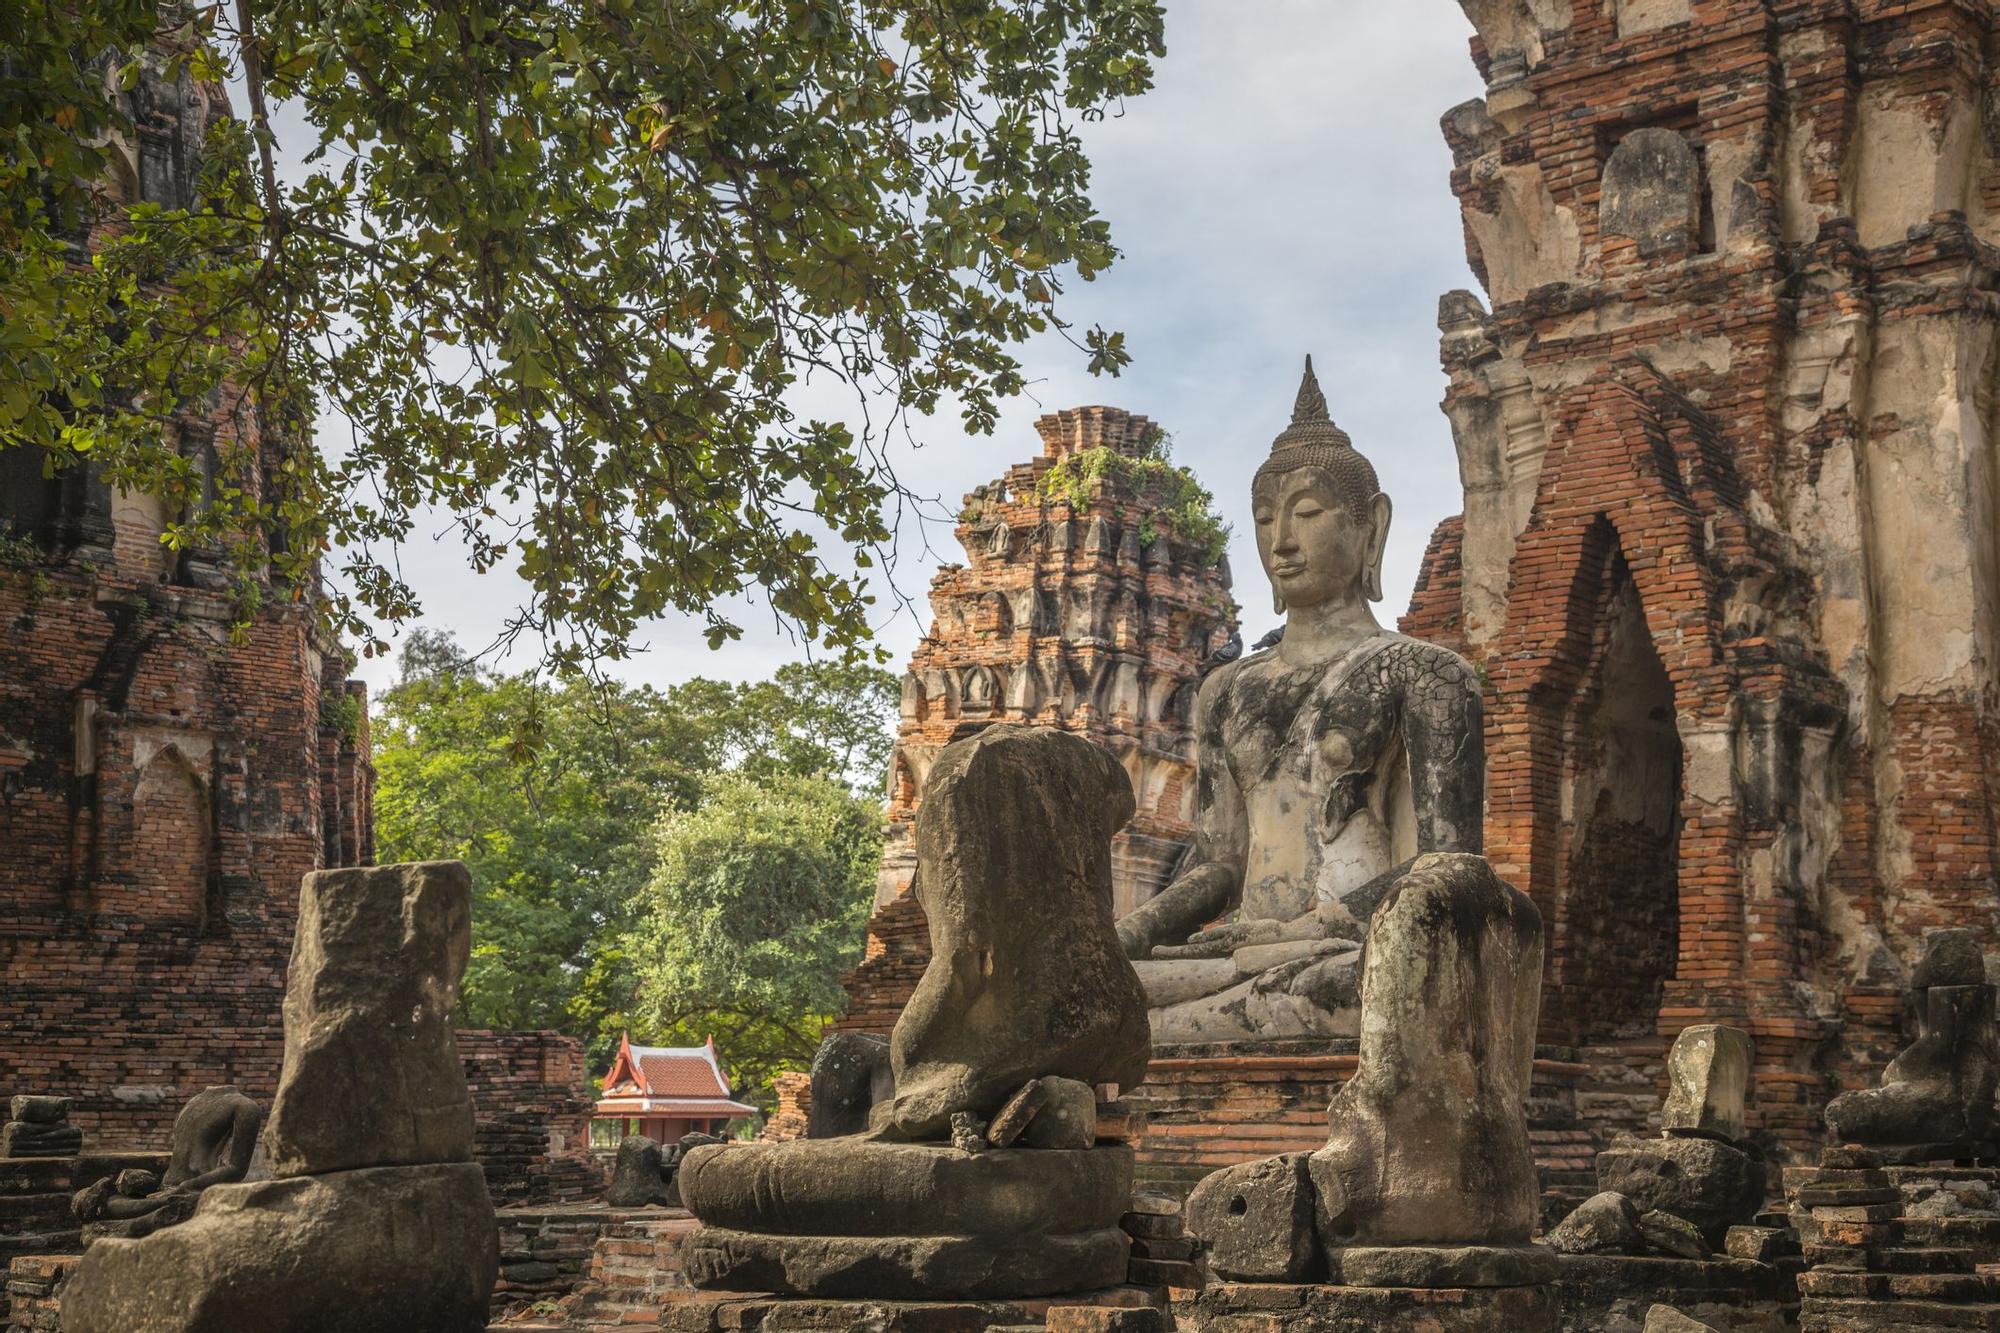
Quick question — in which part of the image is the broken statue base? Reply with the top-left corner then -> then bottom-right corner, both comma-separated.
58,1162 -> 497,1333
1181,1279 -> 1559,1332
662,1289 -> 1168,1332
678,1140 -> 1136,1300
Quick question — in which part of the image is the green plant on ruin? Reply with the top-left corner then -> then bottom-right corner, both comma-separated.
2,0 -> 1165,672
0,531 -> 54,603
318,690 -> 364,745
1034,429 -> 1230,566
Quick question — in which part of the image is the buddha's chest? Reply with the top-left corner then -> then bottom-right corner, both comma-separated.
1218,652 -> 1401,794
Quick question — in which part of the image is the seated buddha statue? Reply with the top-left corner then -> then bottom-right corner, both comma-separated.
1116,359 -> 1486,1044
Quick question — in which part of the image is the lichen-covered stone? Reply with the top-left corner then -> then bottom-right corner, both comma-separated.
1643,1307 -> 1722,1333
1308,853 -> 1544,1252
1637,1210 -> 1712,1261
1601,128 -> 1702,257
263,862 -> 476,1176
1185,1152 -> 1319,1282
59,1163 -> 497,1333
886,726 -> 1150,1138
1661,1025 -> 1752,1143
1545,1191 -> 1642,1256
1595,1136 -> 1762,1245
1331,1243 -> 1558,1288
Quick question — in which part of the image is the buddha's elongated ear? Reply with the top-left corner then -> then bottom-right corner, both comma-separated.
1363,492 -> 1393,603
1273,590 -> 1287,616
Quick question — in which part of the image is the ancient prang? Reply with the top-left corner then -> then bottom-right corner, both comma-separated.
674,726 -> 1152,1325
60,862 -> 499,1333
1408,0 -> 2000,1156
833,407 -> 1236,1036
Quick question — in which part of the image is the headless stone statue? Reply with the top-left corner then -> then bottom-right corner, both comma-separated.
72,1087 -> 261,1239
1825,928 -> 2000,1158
1118,359 -> 1484,1043
676,726 -> 1150,1302
1185,853 -> 1555,1307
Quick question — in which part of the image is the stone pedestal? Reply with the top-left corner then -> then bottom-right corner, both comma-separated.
663,1288 -> 1168,1332
1553,1254 -> 1800,1333
662,1292 -> 1041,1331
0,1153 -> 165,1261
1180,1280 -> 1559,1332
680,1226 -> 1131,1302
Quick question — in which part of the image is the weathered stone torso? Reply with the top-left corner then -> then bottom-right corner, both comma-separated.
1210,633 -> 1431,926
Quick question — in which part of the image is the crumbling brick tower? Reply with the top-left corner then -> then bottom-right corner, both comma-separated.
0,54 -> 374,1146
1406,0 -> 2000,1157
837,407 -> 1237,1032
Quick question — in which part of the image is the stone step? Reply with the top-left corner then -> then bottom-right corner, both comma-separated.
0,1231 -> 79,1259
1806,1243 -> 1976,1273
0,1193 -> 71,1226
1800,1268 -> 1995,1302
1801,1296 -> 2000,1330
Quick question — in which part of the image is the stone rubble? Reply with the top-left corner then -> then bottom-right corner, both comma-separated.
1794,1145 -> 2000,1331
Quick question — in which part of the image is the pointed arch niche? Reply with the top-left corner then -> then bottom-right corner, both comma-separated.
1544,527 -> 1683,1045
124,745 -> 215,929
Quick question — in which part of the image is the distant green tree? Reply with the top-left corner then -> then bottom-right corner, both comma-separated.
724,660 -> 900,795
627,770 -> 881,1107
373,631 -> 716,1045
370,630 -> 895,1065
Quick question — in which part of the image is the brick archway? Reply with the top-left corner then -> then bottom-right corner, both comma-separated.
1482,362 -> 1772,1135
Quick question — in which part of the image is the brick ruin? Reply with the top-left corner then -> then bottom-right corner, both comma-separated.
836,406 -> 1238,1034
1404,0 -> 2000,1159
0,53 -> 596,1209
0,54 -> 376,1147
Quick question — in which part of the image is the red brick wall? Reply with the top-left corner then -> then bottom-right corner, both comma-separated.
1420,0 -> 2000,1158
0,562 -> 370,1148
459,1029 -> 603,1205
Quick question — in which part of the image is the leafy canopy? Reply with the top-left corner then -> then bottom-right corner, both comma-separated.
627,769 -> 881,1106
371,629 -> 896,1057
2,0 -> 1164,668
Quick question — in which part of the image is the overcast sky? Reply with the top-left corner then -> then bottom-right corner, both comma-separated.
334,4 -> 1489,694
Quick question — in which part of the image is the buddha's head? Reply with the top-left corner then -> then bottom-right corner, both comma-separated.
1251,357 -> 1392,615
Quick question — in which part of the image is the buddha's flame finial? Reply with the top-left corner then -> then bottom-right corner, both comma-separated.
1258,353 -> 1375,520
1292,355 -> 1331,427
